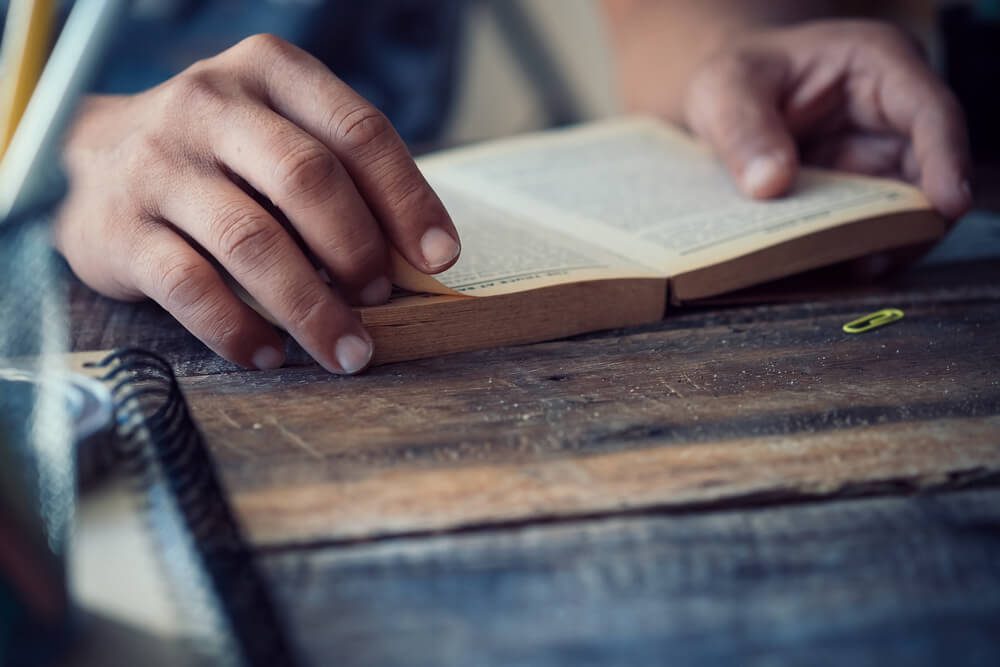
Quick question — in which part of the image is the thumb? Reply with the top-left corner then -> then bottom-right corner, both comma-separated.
683,56 -> 798,199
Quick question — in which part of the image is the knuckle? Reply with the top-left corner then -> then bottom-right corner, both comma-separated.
332,105 -> 394,154
163,70 -> 226,112
229,33 -> 308,79
383,176 -> 437,220
149,248 -> 246,349
200,310 -> 245,350
283,282 -> 331,331
329,230 -> 384,278
134,132 -> 171,162
272,142 -> 339,203
235,33 -> 292,60
212,203 -> 283,269
154,253 -> 214,314
123,132 -> 176,181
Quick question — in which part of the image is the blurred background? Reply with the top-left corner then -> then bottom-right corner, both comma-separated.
443,0 -> 999,174
439,0 -> 616,145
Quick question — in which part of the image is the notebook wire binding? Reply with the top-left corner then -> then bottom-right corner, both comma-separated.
87,348 -> 298,667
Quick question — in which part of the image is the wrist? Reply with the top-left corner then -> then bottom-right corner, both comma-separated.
609,9 -> 765,124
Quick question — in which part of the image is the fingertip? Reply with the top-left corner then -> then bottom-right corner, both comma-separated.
358,275 -> 393,306
251,344 -> 286,370
740,152 -> 796,200
215,326 -> 286,372
223,320 -> 286,370
332,332 -> 374,375
943,179 -> 973,221
925,172 -> 972,221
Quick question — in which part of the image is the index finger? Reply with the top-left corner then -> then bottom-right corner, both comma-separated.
233,35 -> 461,274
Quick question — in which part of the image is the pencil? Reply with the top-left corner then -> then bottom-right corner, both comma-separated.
0,0 -> 127,221
0,0 -> 56,160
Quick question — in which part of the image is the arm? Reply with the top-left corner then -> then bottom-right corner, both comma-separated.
601,0 -> 971,220
603,0 -> 831,122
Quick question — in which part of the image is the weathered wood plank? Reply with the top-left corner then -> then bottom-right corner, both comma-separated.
67,280 -> 242,377
261,488 -> 1000,667
174,298 -> 1000,545
235,416 -> 1000,545
67,245 -> 1000,377
67,226 -> 1000,546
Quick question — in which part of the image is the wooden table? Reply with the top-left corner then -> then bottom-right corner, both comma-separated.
69,210 -> 1000,666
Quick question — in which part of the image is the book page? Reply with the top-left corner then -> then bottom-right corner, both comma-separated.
394,183 -> 658,297
419,117 -> 932,277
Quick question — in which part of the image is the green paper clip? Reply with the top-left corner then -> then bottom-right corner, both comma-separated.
842,308 -> 904,334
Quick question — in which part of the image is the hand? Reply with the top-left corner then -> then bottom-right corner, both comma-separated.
56,34 -> 460,374
679,20 -> 972,220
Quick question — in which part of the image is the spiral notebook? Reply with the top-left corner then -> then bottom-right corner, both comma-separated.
84,348 -> 298,667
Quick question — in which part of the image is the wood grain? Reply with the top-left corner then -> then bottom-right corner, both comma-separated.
66,225 -> 1000,549
173,296 -> 1000,546
67,213 -> 1000,664
261,488 -> 1000,667
237,416 -> 1000,545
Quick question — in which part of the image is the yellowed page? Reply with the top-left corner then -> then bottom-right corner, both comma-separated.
418,116 -> 932,278
395,183 -> 658,297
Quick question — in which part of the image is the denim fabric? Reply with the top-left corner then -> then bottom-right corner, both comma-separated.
1,0 -> 464,144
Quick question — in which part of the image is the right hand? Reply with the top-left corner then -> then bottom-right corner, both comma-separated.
56,34 -> 461,374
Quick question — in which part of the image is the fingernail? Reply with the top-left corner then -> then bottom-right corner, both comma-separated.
334,334 -> 373,374
743,154 -> 784,198
252,345 -> 285,370
359,276 -> 392,306
419,227 -> 460,270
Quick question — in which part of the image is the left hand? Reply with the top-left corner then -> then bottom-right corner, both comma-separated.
679,20 -> 972,221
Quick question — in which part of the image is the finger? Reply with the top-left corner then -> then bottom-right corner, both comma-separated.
684,53 -> 799,199
212,106 -> 392,306
128,220 -> 287,370
802,132 -> 907,177
161,175 -> 374,375
868,42 -> 972,219
232,35 -> 460,273
901,144 -> 921,185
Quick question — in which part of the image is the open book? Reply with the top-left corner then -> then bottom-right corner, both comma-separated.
332,117 -> 945,364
